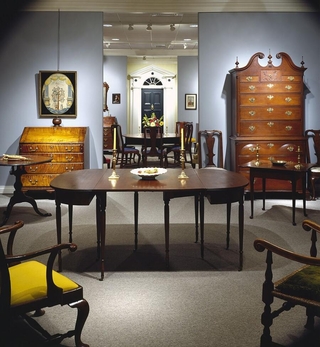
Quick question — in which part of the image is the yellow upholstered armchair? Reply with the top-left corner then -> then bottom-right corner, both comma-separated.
0,220 -> 89,347
254,219 -> 320,347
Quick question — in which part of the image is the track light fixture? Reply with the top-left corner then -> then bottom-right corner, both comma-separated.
170,24 -> 175,31
146,23 -> 152,31
128,24 -> 134,31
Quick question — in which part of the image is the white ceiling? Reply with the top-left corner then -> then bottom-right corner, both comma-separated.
25,0 -> 319,58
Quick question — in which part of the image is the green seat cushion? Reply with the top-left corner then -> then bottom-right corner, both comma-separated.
276,265 -> 320,302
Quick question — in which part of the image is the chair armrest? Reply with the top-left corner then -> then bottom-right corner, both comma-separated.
6,243 -> 78,301
254,239 -> 320,266
0,221 -> 24,255
303,219 -> 320,233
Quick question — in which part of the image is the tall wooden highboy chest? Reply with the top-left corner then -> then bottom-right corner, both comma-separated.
19,127 -> 87,192
229,52 -> 307,192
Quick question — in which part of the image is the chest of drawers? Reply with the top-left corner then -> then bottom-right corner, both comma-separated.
103,116 -> 117,151
229,52 -> 307,192
19,127 -> 87,192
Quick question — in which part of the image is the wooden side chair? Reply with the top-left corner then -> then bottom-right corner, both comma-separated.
254,219 -> 320,347
305,129 -> 320,199
194,130 -> 233,247
0,220 -> 89,347
167,122 -> 193,165
112,124 -> 141,168
141,126 -> 167,167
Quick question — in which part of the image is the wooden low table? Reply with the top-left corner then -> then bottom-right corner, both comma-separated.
241,160 -> 314,226
0,155 -> 52,226
51,168 -> 248,280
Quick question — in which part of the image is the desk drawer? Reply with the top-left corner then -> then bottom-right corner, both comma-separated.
24,163 -> 84,174
20,144 -> 84,153
21,174 -> 59,187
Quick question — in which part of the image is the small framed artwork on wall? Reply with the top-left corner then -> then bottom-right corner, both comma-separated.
112,93 -> 121,104
39,71 -> 77,117
185,94 -> 197,110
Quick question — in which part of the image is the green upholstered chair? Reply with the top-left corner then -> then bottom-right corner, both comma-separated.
254,219 -> 320,347
0,220 -> 90,347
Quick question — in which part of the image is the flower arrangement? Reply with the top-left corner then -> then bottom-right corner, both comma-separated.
142,112 -> 164,127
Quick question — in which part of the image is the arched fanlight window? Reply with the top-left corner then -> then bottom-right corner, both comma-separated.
143,77 -> 163,86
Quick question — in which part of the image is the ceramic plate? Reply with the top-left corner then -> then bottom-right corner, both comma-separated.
131,168 -> 167,180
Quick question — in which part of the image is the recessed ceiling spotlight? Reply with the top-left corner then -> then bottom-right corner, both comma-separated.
128,24 -> 134,31
190,24 -> 198,28
170,24 -> 175,31
103,24 -> 112,27
112,38 -> 119,41
146,23 -> 152,31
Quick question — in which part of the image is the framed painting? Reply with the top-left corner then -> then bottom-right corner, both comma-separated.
39,71 -> 77,117
112,93 -> 120,104
185,94 -> 197,110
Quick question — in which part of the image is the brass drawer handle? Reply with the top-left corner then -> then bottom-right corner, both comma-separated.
28,166 -> 38,172
65,147 -> 74,152
287,76 -> 295,81
248,111 -> 255,116
28,179 -> 38,185
248,126 -> 256,132
267,83 -> 274,89
249,98 -> 255,103
267,122 -> 274,127
285,97 -> 292,103
287,146 -> 294,152
65,156 -> 74,162
267,143 -> 274,148
246,76 -> 253,81
65,166 -> 74,171
285,126 -> 292,131
285,85 -> 292,90
285,110 -> 292,116
267,108 -> 274,113
248,85 -> 255,91
29,146 -> 38,152
267,95 -> 274,100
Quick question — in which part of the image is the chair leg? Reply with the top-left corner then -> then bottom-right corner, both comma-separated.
311,177 -> 317,200
69,298 -> 90,347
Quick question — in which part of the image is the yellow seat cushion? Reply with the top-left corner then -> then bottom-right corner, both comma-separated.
9,260 -> 79,306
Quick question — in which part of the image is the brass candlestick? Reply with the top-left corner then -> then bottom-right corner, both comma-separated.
178,149 -> 189,179
108,149 -> 119,179
294,146 -> 304,169
254,145 -> 260,166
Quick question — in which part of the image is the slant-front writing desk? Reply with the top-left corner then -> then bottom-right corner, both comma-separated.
241,160 -> 314,226
51,168 -> 248,280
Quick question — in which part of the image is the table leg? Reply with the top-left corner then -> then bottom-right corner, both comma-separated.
134,191 -> 138,250
262,178 -> 266,211
194,195 -> 199,243
56,200 -> 62,272
199,193 -> 204,259
96,193 -> 106,281
250,173 -> 254,219
1,166 -> 51,226
291,176 -> 297,226
163,194 -> 170,269
302,174 -> 308,217
68,204 -> 73,243
238,190 -> 244,271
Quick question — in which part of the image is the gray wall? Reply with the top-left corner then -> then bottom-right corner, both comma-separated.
178,56 -> 199,135
103,56 -> 128,133
199,12 -> 320,169
0,11 -> 103,190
